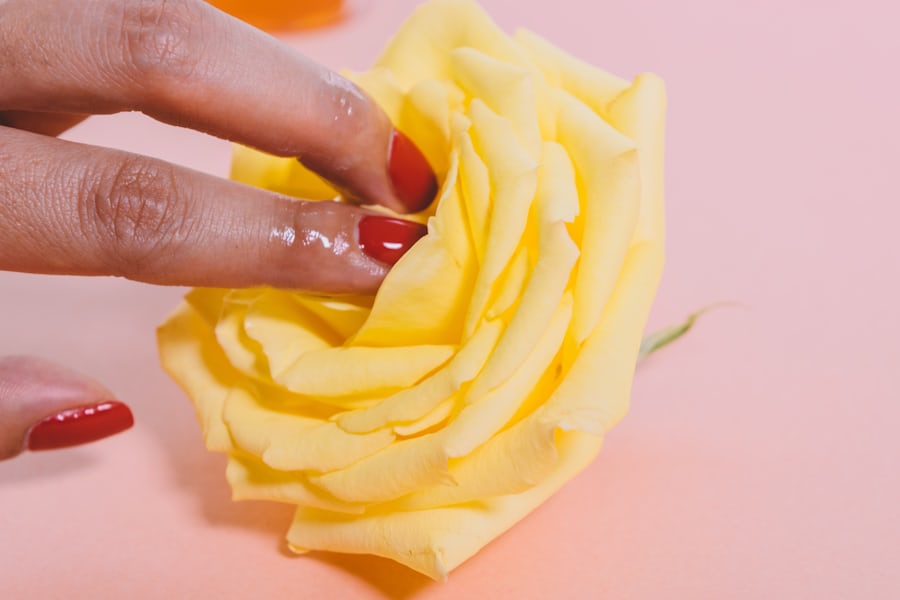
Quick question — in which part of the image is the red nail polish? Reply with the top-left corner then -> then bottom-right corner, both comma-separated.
27,401 -> 134,451
358,215 -> 427,266
387,129 -> 438,213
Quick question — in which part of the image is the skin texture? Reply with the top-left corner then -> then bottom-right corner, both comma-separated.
0,0 -> 435,459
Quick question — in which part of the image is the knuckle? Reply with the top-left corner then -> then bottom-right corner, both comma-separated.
118,0 -> 201,81
84,156 -> 189,271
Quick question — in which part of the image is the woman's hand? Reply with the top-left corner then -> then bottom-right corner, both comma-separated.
0,0 -> 438,459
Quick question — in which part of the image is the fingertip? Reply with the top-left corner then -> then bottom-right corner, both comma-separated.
289,74 -> 439,216
294,126 -> 439,216
358,215 -> 428,266
386,128 -> 439,213
26,401 -> 134,452
0,356 -> 129,460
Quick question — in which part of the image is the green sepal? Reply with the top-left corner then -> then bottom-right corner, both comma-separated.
639,304 -> 732,361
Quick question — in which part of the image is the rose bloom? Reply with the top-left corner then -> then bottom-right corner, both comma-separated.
158,0 -> 665,580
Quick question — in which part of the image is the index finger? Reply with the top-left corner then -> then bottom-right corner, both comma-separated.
0,0 -> 438,214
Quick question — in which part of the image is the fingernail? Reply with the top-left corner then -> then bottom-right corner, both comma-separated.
27,401 -> 134,451
387,129 -> 438,213
358,215 -> 427,266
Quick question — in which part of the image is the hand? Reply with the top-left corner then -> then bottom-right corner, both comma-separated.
0,0 -> 439,460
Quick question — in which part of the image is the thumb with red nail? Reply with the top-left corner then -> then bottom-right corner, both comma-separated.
0,0 -> 439,461
0,357 -> 134,460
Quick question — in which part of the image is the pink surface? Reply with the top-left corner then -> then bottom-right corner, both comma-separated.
2,1 -> 898,597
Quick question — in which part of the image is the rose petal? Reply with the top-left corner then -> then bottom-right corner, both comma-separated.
375,0 -> 526,90
515,29 -> 630,118
221,387 -> 394,472
554,89 -> 641,342
336,318 -> 503,434
607,73 -> 667,243
215,298 -> 270,381
243,292 -> 343,378
465,221 -> 577,401
456,120 -> 491,264
157,302 -> 235,453
286,423 -> 602,581
230,145 -> 337,200
462,100 -> 538,337
443,296 -> 572,457
391,397 -> 455,437
542,243 -> 665,433
292,296 -> 373,341
451,47 -> 542,159
227,454 -> 365,514
275,345 -> 455,397
307,433 -> 454,504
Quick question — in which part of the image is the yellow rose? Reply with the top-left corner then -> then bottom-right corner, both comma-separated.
158,0 -> 665,580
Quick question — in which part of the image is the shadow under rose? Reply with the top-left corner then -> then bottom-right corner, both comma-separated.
308,551 -> 436,599
170,434 -> 436,597
184,450 -> 297,536
147,406 -> 437,598
135,318 -> 434,596
123,363 -> 291,542
150,414 -> 298,540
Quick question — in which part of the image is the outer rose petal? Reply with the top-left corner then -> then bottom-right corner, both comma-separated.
157,0 -> 666,581
286,430 -> 604,581
158,300 -> 236,454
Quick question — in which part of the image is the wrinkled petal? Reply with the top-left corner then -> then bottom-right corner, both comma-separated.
286,427 -> 603,581
275,345 -> 455,397
336,318 -> 502,434
222,387 -> 395,472
243,292 -> 341,378
308,433 -> 454,504
541,243 -> 664,433
227,453 -> 365,514
515,29 -> 630,119
463,100 -> 539,337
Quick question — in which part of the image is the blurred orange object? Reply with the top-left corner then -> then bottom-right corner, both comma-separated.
209,0 -> 346,31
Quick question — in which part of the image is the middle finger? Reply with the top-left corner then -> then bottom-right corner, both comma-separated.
0,0 -> 437,214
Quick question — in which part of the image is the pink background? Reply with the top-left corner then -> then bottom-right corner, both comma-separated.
2,0 -> 898,597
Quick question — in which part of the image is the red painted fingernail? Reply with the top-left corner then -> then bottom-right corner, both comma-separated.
27,401 -> 134,451
358,215 -> 427,266
387,129 -> 438,213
